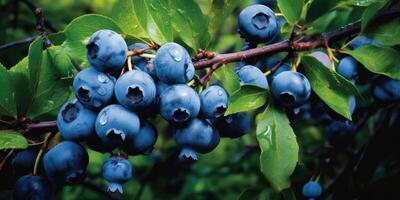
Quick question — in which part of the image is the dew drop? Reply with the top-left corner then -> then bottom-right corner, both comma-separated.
94,100 -> 102,108
217,90 -> 223,96
99,112 -> 108,125
97,73 -> 109,83
169,47 -> 183,61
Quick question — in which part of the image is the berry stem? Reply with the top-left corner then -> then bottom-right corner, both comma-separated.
127,56 -> 133,71
33,131 -> 56,175
139,53 -> 156,59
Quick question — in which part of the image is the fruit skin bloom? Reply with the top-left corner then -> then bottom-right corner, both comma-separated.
102,156 -> 133,194
302,181 -> 322,198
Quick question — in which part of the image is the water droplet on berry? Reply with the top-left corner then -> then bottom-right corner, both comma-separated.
169,47 -> 183,61
97,73 -> 109,83
217,90 -> 223,96
94,100 -> 102,108
95,87 -> 107,95
99,112 -> 108,125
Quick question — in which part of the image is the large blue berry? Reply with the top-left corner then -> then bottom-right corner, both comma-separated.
337,56 -> 358,80
213,112 -> 253,138
310,51 -> 331,68
11,148 -> 38,175
128,43 -> 156,78
238,5 -> 278,44
267,63 -> 291,84
115,70 -> 156,111
123,120 -> 158,156
200,85 -> 229,119
349,36 -> 381,49
43,141 -> 88,185
237,65 -> 268,88
373,76 -> 400,101
57,99 -> 97,141
86,29 -> 128,72
102,156 -> 133,193
159,84 -> 200,123
271,71 -> 311,108
156,81 -> 170,98
13,175 -> 52,200
174,118 -> 220,160
154,43 -> 194,84
73,67 -> 116,110
302,181 -> 322,199
95,104 -> 140,148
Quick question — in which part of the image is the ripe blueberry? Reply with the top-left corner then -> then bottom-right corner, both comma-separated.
156,81 -> 170,98
237,65 -> 268,88
85,131 -> 115,154
115,70 -> 156,111
73,67 -> 116,110
373,76 -> 400,101
154,43 -> 194,84
43,141 -> 88,185
13,175 -> 52,200
238,5 -> 278,44
302,181 -> 322,199
174,118 -> 220,160
159,84 -> 200,123
267,63 -> 291,84
271,71 -> 311,108
57,99 -> 97,141
86,29 -> 128,72
349,36 -> 381,49
213,112 -> 253,138
128,43 -> 156,78
310,51 -> 331,68
102,156 -> 133,193
200,85 -> 229,119
95,104 -> 140,148
337,56 -> 358,80
123,120 -> 158,156
11,148 -> 38,175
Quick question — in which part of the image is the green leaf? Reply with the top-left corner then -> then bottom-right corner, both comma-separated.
142,0 -> 174,44
0,130 -> 28,150
8,57 -> 32,117
344,46 -> 400,79
208,0 -> 241,41
111,0 -> 149,39
225,85 -> 268,115
256,102 -> 299,191
364,19 -> 400,46
302,55 -> 359,120
62,14 -> 122,66
361,2 -> 383,31
306,7 -> 354,35
0,63 -> 17,118
28,37 -> 43,105
213,64 -> 240,95
305,0 -> 340,23
170,0 -> 209,49
277,0 -> 304,24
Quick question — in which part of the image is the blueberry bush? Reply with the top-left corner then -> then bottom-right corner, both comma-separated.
0,0 -> 399,199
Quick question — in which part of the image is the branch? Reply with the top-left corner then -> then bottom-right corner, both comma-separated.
21,0 -> 58,32
0,36 -> 36,51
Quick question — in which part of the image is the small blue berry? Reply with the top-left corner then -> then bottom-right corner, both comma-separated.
102,156 -> 133,193
123,120 -> 158,156
337,56 -> 358,80
302,181 -> 322,199
13,175 -> 52,200
237,65 -> 268,88
200,85 -> 229,119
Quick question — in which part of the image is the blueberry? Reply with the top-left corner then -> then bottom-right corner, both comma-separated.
159,84 -> 200,123
310,51 -> 331,68
267,63 -> 291,84
174,118 -> 220,160
11,148 -> 38,175
238,5 -> 278,44
337,56 -> 358,80
115,70 -> 156,111
73,67 -> 116,110
102,156 -> 133,193
271,71 -> 311,107
237,65 -> 268,88
154,43 -> 194,84
86,29 -> 128,72
253,0 -> 277,8
155,81 -> 171,97
213,112 -> 253,138
128,43 -> 156,78
43,141 -> 88,185
349,36 -> 381,49
57,99 -> 97,141
373,76 -> 400,101
302,181 -> 322,198
13,175 -> 52,200
200,85 -> 229,119
123,120 -> 158,156
95,104 -> 140,148
85,131 -> 115,154
325,120 -> 353,138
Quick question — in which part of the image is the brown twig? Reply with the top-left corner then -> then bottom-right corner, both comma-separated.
21,0 -> 58,32
0,36 -> 36,51
0,150 -> 15,172
34,8 -> 52,47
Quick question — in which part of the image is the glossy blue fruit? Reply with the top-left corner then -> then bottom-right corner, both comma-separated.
85,132 -> 115,154
237,65 -> 268,88
13,175 -> 52,200
373,76 -> 400,101
95,104 -> 140,148
253,0 -> 276,7
310,51 -> 331,68
43,141 -> 88,185
73,67 -> 116,110
159,84 -> 200,123
86,29 -> 128,72
302,181 -> 322,198
271,71 -> 311,108
123,121 -> 158,156
128,43 -> 156,78
238,5 -> 278,44
57,99 -> 97,141
326,120 -> 353,137
154,43 -> 194,84
349,36 -> 381,49
156,81 -> 170,97
267,63 -> 291,84
337,56 -> 358,80
115,70 -> 156,111
214,112 -> 253,138
102,156 -> 133,193
174,118 -> 220,160
11,148 -> 38,175
200,85 -> 229,119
